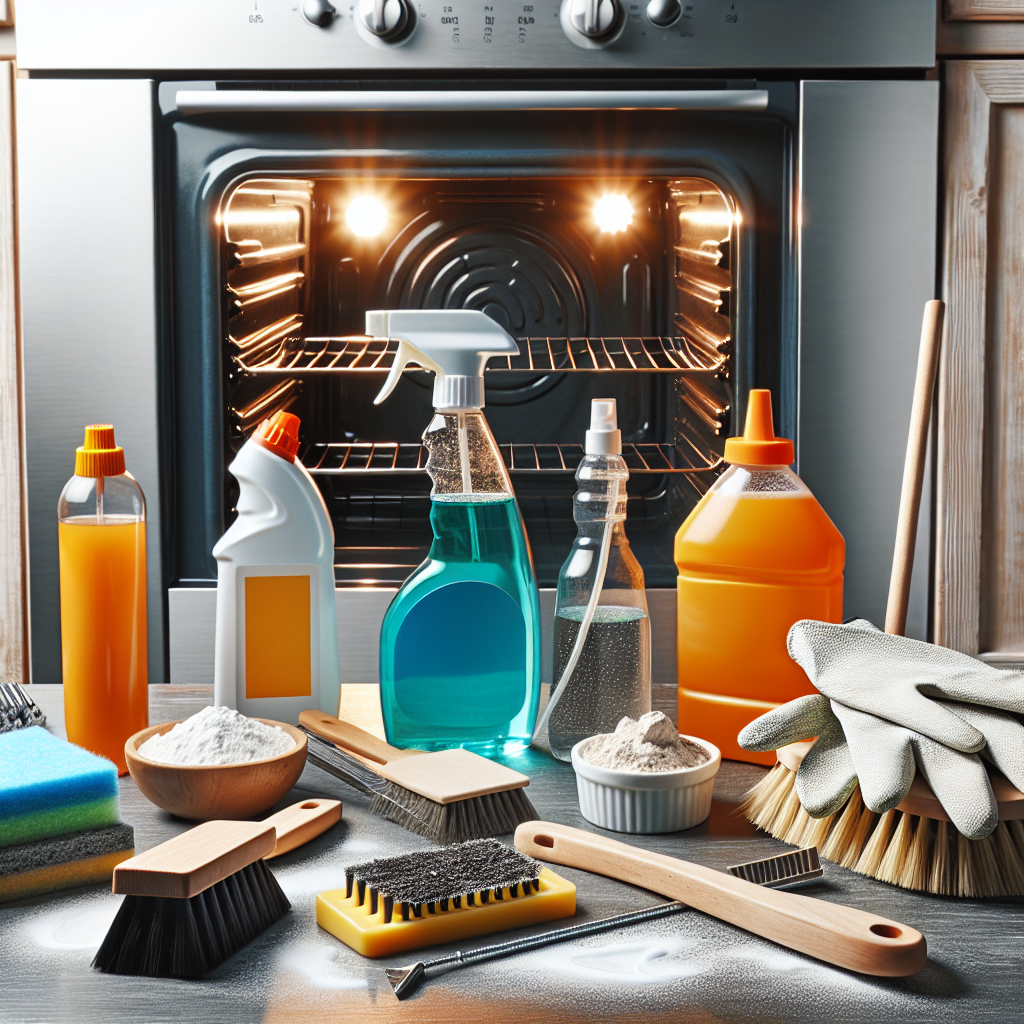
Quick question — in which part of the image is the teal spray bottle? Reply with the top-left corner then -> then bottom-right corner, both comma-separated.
369,310 -> 542,754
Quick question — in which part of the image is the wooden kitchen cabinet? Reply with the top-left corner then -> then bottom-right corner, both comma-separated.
939,0 -> 1024,54
938,61 -> 1024,664
0,58 -> 27,684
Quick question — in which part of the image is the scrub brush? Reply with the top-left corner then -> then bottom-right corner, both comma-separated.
740,299 -> 1024,897
93,801 -> 340,978
0,682 -> 46,732
300,711 -> 538,843
93,820 -> 289,978
316,838 -> 577,957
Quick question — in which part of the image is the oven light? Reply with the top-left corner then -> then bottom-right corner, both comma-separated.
593,193 -> 633,234
345,196 -> 388,238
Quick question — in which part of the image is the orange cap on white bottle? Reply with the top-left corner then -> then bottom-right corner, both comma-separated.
252,411 -> 301,463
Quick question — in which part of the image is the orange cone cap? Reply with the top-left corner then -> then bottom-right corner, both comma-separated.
723,390 -> 794,466
253,411 -> 301,463
74,424 -> 126,477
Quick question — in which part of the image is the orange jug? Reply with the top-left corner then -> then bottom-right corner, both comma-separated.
674,391 -> 844,764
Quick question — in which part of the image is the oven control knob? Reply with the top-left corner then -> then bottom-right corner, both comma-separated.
561,0 -> 625,46
358,0 -> 411,39
301,0 -> 336,27
646,0 -> 682,27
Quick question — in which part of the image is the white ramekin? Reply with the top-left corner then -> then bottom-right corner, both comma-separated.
570,734 -> 722,834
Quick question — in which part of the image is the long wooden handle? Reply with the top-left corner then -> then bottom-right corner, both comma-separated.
885,299 -> 945,637
299,710 -> 420,764
263,798 -> 342,859
514,822 -> 926,977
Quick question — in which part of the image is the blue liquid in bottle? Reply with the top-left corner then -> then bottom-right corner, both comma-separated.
380,492 -> 541,755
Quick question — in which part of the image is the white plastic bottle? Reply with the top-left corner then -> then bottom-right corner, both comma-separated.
213,411 -> 341,723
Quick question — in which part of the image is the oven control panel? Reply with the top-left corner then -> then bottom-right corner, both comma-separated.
17,0 -> 934,71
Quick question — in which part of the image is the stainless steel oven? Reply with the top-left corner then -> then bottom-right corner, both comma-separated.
15,0 -> 939,698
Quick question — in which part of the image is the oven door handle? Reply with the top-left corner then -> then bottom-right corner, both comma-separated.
173,89 -> 769,116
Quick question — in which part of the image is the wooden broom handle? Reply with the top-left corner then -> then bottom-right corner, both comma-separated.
515,822 -> 927,977
884,299 -> 945,637
299,710 -> 421,763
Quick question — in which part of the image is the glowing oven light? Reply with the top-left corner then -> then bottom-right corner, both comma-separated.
345,195 -> 388,238
593,193 -> 633,234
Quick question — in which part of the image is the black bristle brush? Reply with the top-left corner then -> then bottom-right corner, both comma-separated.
300,711 -> 538,844
93,820 -> 290,978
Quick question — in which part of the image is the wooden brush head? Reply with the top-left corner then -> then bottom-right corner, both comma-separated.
112,821 -> 276,899
776,740 -> 1024,822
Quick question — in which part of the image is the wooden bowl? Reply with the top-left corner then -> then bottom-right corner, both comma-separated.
125,719 -> 308,821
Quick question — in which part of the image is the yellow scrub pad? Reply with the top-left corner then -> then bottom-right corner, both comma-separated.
0,823 -> 135,903
317,840 -> 577,958
0,849 -> 134,903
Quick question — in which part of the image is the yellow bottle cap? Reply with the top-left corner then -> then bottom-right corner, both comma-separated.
75,424 -> 126,478
723,390 -> 794,466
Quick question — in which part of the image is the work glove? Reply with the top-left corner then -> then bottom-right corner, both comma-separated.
788,618 -> 1024,750
738,620 -> 1024,840
738,693 -> 1024,839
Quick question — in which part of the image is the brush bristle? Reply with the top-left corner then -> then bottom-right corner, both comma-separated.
0,682 -> 46,732
92,859 -> 290,978
738,763 -> 1024,898
305,728 -> 539,843
344,839 -> 542,923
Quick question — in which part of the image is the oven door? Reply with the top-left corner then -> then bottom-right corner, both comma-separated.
16,79 -> 937,689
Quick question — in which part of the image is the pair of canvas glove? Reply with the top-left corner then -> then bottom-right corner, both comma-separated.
738,619 -> 1024,840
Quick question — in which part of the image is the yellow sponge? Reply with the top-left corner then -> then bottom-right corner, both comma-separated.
318,867 -> 577,958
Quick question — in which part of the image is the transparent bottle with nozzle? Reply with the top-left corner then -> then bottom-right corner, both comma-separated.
535,399 -> 652,761
369,310 -> 542,754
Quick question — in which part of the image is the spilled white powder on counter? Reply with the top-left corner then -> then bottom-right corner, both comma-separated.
137,705 -> 295,766
579,712 -> 709,772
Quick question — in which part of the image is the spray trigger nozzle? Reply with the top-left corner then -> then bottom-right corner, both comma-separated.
366,309 -> 520,412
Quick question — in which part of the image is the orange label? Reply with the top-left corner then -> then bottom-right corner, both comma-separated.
244,574 -> 312,699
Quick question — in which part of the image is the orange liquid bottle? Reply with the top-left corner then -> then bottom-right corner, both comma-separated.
58,425 -> 148,773
674,391 -> 844,764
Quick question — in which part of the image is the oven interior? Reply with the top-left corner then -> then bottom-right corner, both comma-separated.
220,174 -> 736,588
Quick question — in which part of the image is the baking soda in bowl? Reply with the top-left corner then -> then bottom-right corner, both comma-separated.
137,705 -> 295,766
571,712 -> 720,834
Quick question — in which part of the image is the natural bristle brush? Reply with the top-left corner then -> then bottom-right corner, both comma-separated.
93,800 -> 340,978
316,838 -> 577,957
300,711 -> 538,843
384,844 -> 825,1000
740,741 -> 1024,898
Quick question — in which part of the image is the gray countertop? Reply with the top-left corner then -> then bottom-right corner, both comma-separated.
1,686 -> 1021,1024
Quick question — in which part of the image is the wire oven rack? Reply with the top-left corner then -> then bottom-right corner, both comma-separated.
303,441 -> 722,475
233,334 -> 727,376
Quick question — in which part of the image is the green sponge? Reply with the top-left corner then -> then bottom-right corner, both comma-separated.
0,727 -> 121,848
0,823 -> 135,903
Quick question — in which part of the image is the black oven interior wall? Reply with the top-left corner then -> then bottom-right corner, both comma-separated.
166,93 -> 796,593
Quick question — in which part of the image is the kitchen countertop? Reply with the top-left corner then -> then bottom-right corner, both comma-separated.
1,686 -> 1021,1024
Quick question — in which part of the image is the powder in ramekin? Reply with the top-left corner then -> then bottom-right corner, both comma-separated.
579,712 -> 709,773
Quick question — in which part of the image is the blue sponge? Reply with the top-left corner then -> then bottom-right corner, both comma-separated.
0,727 -> 118,818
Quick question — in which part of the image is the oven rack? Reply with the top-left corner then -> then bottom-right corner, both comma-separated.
234,334 -> 727,376
303,441 -> 722,475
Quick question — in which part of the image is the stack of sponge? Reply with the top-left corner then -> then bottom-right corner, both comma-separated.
0,727 -> 134,903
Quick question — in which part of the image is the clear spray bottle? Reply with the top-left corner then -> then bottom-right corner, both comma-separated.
534,399 -> 651,761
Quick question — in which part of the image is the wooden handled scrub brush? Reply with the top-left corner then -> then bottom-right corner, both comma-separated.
739,300 -> 1024,898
